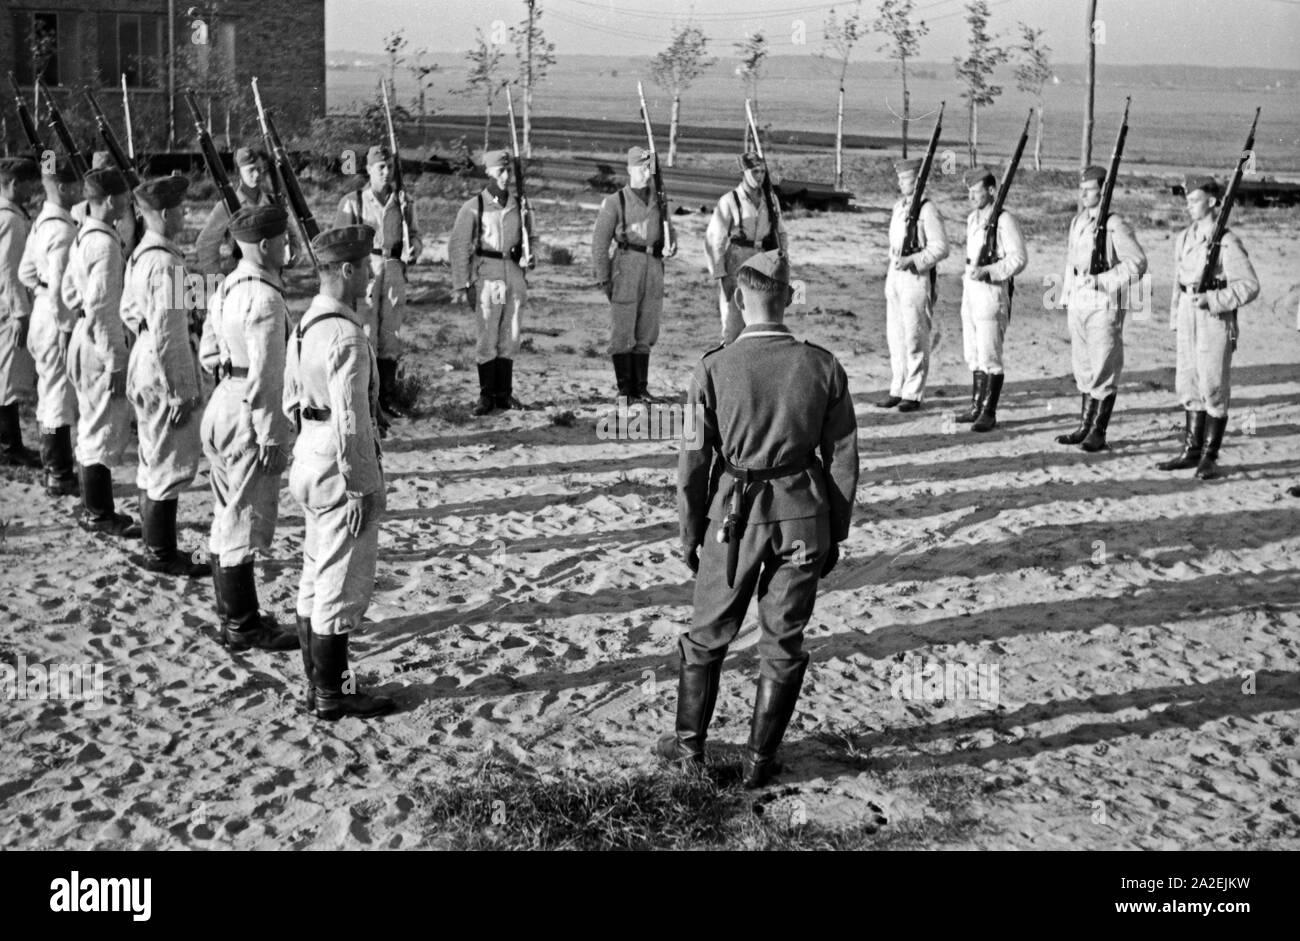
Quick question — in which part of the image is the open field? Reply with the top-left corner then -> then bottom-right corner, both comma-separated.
2,158 -> 1299,849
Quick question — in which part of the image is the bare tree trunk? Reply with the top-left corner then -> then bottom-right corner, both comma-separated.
484,98 -> 492,153
968,100 -> 977,167
224,106 -> 230,150
1082,0 -> 1098,167
1035,93 -> 1044,171
901,60 -> 910,158
835,85 -> 844,189
668,92 -> 680,168
523,0 -> 535,158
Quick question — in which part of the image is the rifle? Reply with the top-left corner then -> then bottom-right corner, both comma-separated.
1196,107 -> 1259,294
976,109 -> 1032,269
83,90 -> 139,188
743,99 -> 784,252
635,81 -> 676,256
901,101 -> 945,272
1088,96 -> 1131,276
251,76 -> 320,269
378,78 -> 412,262
7,72 -> 45,153
184,88 -> 240,215
36,80 -> 88,178
504,85 -> 534,269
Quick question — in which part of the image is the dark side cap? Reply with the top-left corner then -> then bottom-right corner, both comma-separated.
134,174 -> 190,210
83,167 -> 129,199
1080,165 -> 1107,184
0,156 -> 40,183
739,249 -> 790,287
312,224 -> 374,263
229,204 -> 289,242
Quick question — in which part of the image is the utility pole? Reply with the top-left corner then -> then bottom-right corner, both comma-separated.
1081,0 -> 1098,167
524,0 -> 535,158
167,0 -> 176,150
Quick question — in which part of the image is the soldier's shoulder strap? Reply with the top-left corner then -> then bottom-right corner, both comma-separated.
700,342 -> 725,360
802,339 -> 835,357
223,273 -> 284,296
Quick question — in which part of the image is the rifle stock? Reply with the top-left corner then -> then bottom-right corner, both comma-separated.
636,81 -> 675,255
36,80 -> 88,178
744,99 -> 784,253
1196,107 -> 1260,294
504,86 -> 534,268
7,72 -> 45,153
976,110 -> 1032,268
251,78 -> 320,269
83,90 -> 139,188
903,102 -> 945,265
184,88 -> 240,215
1088,96 -> 1131,276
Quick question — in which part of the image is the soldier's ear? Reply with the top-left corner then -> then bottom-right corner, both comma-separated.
732,286 -> 746,313
782,285 -> 794,310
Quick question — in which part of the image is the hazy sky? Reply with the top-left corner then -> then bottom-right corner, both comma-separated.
327,0 -> 1300,70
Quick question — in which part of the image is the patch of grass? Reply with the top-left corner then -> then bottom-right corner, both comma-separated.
551,410 -> 577,427
389,369 -> 426,412
549,245 -> 574,266
581,341 -> 603,359
408,761 -> 888,850
519,336 -> 537,352
424,399 -> 476,425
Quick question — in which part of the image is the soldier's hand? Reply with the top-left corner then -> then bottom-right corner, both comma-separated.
258,444 -> 288,475
15,316 -> 29,349
682,543 -> 700,575
167,399 -> 193,426
1194,293 -> 1212,311
821,543 -> 840,577
109,369 -> 127,398
345,494 -> 365,537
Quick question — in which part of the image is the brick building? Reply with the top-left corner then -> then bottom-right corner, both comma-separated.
1,0 -> 324,152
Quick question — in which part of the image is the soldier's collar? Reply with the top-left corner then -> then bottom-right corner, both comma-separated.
737,322 -> 793,339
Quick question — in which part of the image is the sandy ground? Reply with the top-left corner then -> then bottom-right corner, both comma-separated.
2,170 -> 1298,849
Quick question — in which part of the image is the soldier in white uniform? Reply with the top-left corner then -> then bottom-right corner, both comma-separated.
334,145 -> 422,423
448,149 -> 531,416
1156,175 -> 1259,480
956,165 -> 1028,432
119,175 -> 208,576
62,167 -> 139,538
704,152 -> 788,346
199,204 -> 299,652
283,224 -> 395,720
591,146 -> 674,404
18,157 -> 80,491
194,145 -> 297,280
881,157 -> 948,412
71,152 -> 140,256
1054,165 -> 1147,452
0,156 -> 39,467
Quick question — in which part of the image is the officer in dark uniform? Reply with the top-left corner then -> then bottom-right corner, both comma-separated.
658,249 -> 860,788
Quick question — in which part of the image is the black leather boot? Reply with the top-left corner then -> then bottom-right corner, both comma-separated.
311,631 -> 395,720
971,373 -> 1004,433
876,394 -> 903,409
495,357 -> 517,410
1080,393 -> 1116,452
297,614 -> 315,712
0,402 -> 40,467
1288,483 -> 1300,498
377,358 -> 408,419
1156,410 -> 1206,471
78,464 -> 142,538
1195,413 -> 1228,480
218,561 -> 299,651
44,425 -> 78,495
473,360 -> 496,416
139,496 -> 211,577
210,556 -> 228,644
742,655 -> 810,789
1056,393 -> 1093,445
612,353 -> 634,404
632,352 -> 655,404
955,371 -> 987,423
654,652 -> 723,766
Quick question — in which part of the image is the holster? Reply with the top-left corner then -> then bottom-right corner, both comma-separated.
716,453 -> 817,589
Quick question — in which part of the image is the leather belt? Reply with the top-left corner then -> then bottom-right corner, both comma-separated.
1180,279 -> 1226,293
616,241 -> 663,259
717,452 -> 818,588
475,248 -> 505,260
218,363 -> 250,379
730,236 -> 756,248
370,245 -> 404,259
301,405 -> 331,421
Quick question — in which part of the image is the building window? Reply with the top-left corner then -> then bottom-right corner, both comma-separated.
13,11 -> 61,86
98,13 -> 166,88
